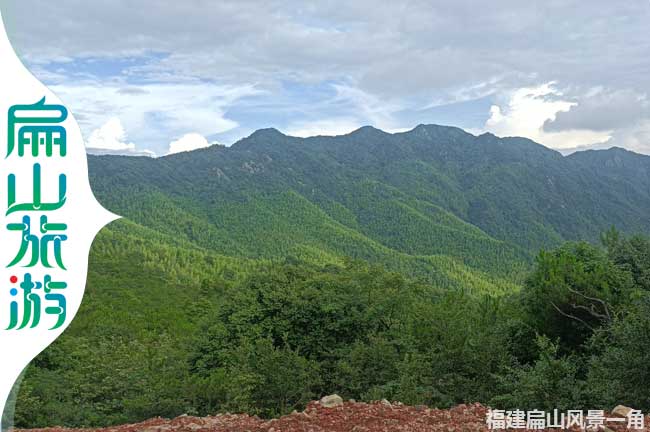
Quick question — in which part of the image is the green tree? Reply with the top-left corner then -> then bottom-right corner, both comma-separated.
521,242 -> 633,352
587,293 -> 650,410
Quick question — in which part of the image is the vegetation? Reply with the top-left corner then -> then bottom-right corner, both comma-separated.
11,126 -> 650,427
13,227 -> 650,427
87,125 -> 650,268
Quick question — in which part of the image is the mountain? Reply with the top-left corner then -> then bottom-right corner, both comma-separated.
15,124 -> 650,428
88,124 -> 650,289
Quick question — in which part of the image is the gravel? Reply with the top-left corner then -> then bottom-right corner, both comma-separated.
17,401 -> 650,432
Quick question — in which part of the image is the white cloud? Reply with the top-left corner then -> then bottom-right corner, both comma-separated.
281,82 -> 408,138
51,81 -> 260,155
10,0 -> 649,96
167,133 -> 211,154
87,117 -> 135,151
7,1 -> 650,154
604,120 -> 650,155
483,83 -> 611,150
284,118 -> 360,138
86,117 -> 156,156
331,84 -> 403,130
544,88 -> 649,133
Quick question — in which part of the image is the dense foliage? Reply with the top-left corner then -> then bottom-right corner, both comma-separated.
87,125 -> 650,287
10,126 -> 650,427
12,226 -> 650,427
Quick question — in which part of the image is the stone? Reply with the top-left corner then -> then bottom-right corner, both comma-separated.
612,405 -> 633,417
319,394 -> 344,408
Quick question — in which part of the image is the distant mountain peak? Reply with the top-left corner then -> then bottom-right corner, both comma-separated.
249,128 -> 286,139
477,131 -> 497,139
344,125 -> 390,140
233,128 -> 289,150
604,146 -> 636,154
408,123 -> 472,140
571,146 -> 647,158
568,145 -> 650,170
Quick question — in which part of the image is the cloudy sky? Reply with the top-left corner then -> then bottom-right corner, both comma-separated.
2,1 -> 650,156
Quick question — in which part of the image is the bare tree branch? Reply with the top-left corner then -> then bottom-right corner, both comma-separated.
550,301 -> 595,331
568,303 -> 609,322
566,286 -> 612,321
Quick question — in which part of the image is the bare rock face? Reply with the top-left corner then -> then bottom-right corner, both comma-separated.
612,405 -> 634,417
319,394 -> 344,408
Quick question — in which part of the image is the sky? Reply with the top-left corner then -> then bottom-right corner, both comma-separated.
2,1 -> 650,157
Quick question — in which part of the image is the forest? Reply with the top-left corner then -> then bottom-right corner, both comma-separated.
11,226 -> 650,427
9,125 -> 650,427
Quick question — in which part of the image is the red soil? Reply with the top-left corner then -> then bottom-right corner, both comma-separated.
18,401 -> 649,432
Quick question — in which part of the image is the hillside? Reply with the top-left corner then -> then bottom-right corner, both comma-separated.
88,124 -> 650,288
11,125 -> 650,429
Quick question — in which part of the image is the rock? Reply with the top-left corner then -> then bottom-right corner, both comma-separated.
612,405 -> 634,417
380,399 -> 392,406
319,394 -> 344,408
349,399 -> 356,403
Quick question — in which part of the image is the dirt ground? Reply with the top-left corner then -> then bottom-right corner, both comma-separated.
17,401 -> 650,432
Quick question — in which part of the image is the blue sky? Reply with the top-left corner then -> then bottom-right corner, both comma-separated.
3,1 -> 650,156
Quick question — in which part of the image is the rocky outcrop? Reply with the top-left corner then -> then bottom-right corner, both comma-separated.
319,394 -> 344,408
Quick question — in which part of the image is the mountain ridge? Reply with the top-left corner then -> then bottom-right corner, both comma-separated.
17,124 -> 650,427
87,123 -> 650,290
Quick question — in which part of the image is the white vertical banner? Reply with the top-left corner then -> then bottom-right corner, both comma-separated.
0,11 -> 117,429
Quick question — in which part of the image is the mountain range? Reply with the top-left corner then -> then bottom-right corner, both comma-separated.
88,124 -> 650,291
16,123 -> 650,427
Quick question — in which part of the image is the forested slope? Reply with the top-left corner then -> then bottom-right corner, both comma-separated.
88,124 -> 650,286
11,125 -> 650,428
